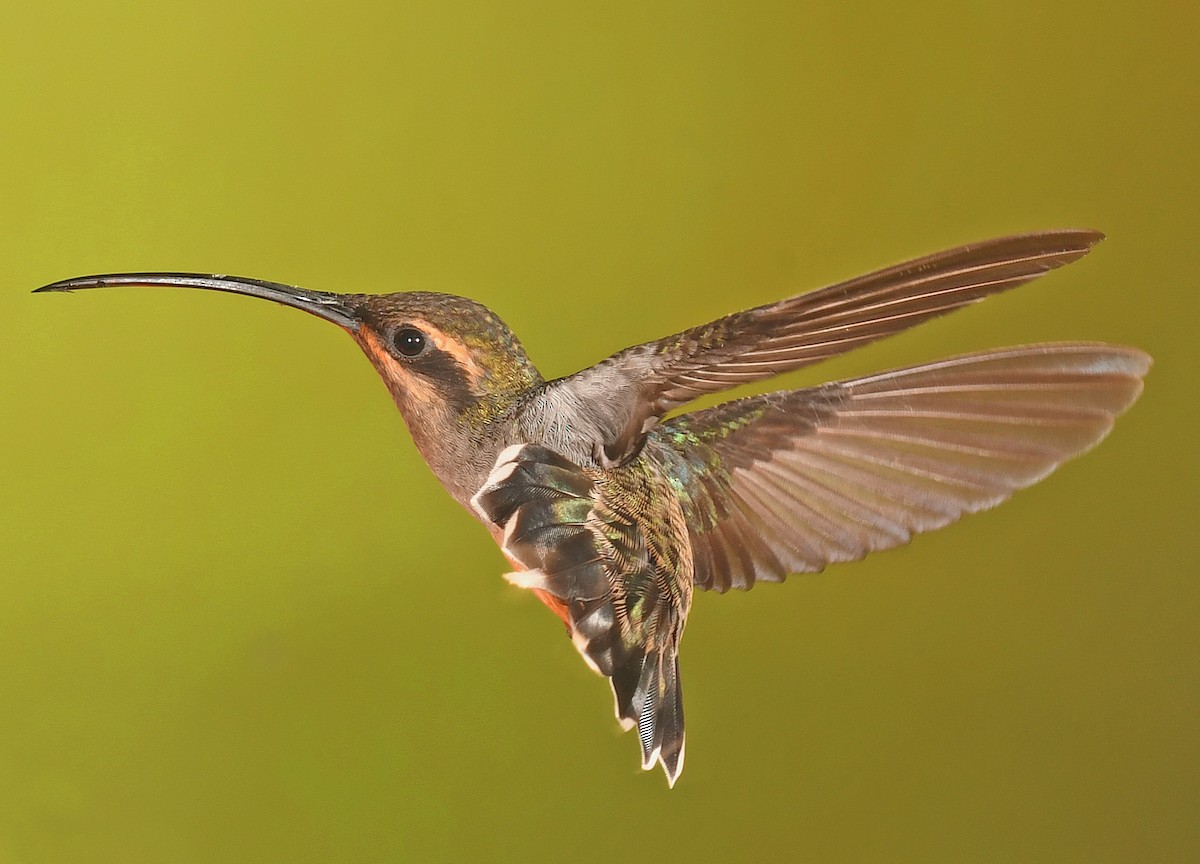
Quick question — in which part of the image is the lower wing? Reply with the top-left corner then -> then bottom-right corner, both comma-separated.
651,343 -> 1150,592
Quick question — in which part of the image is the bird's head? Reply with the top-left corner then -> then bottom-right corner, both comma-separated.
34,273 -> 543,440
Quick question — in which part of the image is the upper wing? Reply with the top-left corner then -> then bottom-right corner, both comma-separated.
646,343 -> 1150,592
471,444 -> 693,786
553,230 -> 1103,465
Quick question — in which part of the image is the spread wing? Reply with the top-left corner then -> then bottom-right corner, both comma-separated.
648,343 -> 1150,592
471,444 -> 693,786
554,230 -> 1104,465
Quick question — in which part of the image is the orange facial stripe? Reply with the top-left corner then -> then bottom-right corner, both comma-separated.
406,318 -> 484,386
357,320 -> 484,393
356,328 -> 440,404
356,327 -> 389,363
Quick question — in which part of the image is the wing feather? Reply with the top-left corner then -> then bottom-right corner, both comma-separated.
648,343 -> 1150,592
555,230 -> 1104,464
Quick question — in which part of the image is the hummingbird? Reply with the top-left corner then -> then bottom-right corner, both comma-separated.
35,230 -> 1149,787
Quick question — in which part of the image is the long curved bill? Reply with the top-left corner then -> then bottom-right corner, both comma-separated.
33,272 -> 361,331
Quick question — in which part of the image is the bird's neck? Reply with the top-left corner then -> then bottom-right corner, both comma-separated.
391,386 -> 529,514
353,325 -> 544,513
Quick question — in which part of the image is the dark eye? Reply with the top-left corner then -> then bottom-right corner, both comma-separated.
392,327 -> 427,358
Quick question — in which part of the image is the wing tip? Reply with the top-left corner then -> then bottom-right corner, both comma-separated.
1059,227 -> 1105,248
1110,345 -> 1153,378
1005,227 -> 1105,250
930,228 -> 1105,273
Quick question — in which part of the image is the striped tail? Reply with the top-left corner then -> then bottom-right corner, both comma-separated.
472,443 -> 693,786
612,643 -> 685,786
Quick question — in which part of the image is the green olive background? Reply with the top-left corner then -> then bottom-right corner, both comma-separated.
2,2 -> 1196,862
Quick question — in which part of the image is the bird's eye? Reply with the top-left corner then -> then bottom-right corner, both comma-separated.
392,327 -> 427,358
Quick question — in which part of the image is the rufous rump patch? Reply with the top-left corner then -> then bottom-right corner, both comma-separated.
500,544 -> 571,628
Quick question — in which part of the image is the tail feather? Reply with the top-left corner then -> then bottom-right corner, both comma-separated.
615,645 -> 686,787
473,443 -> 692,787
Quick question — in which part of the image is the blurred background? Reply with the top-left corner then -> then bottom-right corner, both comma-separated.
2,1 -> 1196,861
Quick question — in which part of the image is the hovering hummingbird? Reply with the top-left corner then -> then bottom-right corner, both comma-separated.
36,230 -> 1149,786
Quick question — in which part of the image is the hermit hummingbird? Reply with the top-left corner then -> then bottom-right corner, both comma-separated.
36,230 -> 1149,786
